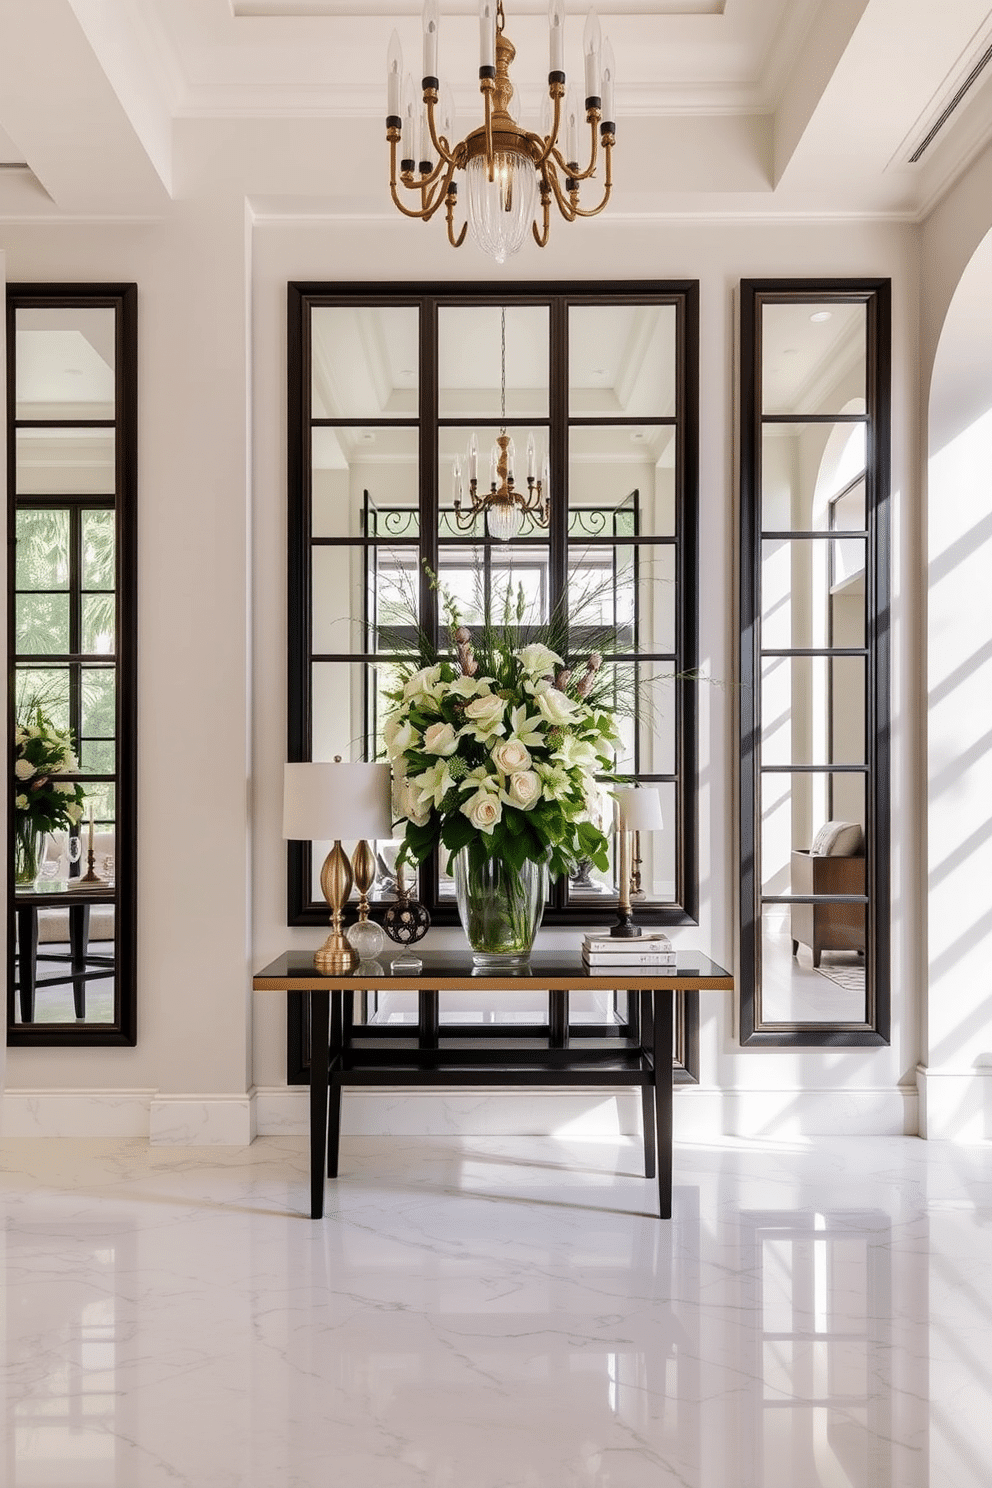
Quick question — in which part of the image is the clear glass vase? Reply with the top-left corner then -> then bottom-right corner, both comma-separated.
14,819 -> 45,889
453,844 -> 547,966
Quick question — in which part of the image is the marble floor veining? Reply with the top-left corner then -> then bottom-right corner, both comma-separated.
1,1132 -> 991,1487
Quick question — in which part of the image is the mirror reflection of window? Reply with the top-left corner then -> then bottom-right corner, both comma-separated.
740,285 -> 890,1044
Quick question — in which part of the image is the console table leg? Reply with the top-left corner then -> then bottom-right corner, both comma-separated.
327,991 -> 343,1178
17,907 -> 38,1023
653,989 -> 674,1219
69,903 -> 91,1020
309,991 -> 330,1219
640,993 -> 656,1179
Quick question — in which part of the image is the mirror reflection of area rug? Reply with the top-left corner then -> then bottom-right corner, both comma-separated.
815,963 -> 866,993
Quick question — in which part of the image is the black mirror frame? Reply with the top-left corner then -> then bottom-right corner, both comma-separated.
738,278 -> 891,1047
6,284 -> 137,1047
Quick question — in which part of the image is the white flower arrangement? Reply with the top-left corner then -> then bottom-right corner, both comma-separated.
383,616 -> 618,882
13,706 -> 87,836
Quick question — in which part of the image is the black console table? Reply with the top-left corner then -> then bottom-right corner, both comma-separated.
253,949 -> 733,1220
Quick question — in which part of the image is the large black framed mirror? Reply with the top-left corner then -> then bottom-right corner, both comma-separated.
6,285 -> 137,1046
739,279 -> 890,1046
286,279 -> 701,1083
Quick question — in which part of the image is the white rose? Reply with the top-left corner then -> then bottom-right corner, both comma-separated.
54,782 -> 75,795
67,803 -> 84,824
491,738 -> 532,774
463,692 -> 506,738
383,712 -> 418,759
535,687 -> 579,726
514,643 -> 563,677
15,794 -> 28,810
402,665 -> 442,704
506,770 -> 541,810
14,758 -> 36,780
461,790 -> 502,834
423,721 -> 458,757
393,776 -> 430,827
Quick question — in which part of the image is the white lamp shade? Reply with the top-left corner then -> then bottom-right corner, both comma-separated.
612,785 -> 663,833
283,761 -> 392,842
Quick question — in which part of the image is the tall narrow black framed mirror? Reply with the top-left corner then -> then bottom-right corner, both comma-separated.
739,279 -> 890,1046
6,284 -> 137,1046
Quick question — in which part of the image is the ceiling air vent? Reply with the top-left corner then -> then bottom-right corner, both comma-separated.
910,39 -> 992,162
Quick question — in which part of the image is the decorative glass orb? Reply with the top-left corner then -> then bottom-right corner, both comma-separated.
464,148 -> 539,264
382,898 -> 431,946
345,918 -> 385,960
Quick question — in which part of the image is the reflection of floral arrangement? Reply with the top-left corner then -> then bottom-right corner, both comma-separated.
13,708 -> 86,834
384,617 -> 618,882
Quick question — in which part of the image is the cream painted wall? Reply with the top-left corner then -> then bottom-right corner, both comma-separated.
1,178 -> 923,1131
919,137 -> 992,1137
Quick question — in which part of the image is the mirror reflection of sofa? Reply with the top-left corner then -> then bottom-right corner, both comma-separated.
791,821 -> 865,968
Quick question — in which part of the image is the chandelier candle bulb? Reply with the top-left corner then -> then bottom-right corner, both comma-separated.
387,31 -> 402,119
479,0 -> 496,73
468,432 -> 479,482
601,36 -> 615,126
422,0 -> 439,83
549,0 -> 565,75
583,10 -> 601,104
566,88 -> 579,168
526,432 -> 537,481
401,77 -> 416,167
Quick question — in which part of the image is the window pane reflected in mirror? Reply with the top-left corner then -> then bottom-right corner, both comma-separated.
312,544 -> 422,656
569,426 -> 676,536
761,302 -> 866,416
15,307 -> 116,420
311,427 -> 419,539
434,545 -> 551,628
569,304 -> 676,417
16,428 -> 115,497
16,593 -> 70,655
438,304 -> 548,418
760,909 -> 866,1024
311,305 -> 419,419
760,772 -> 866,896
761,539 -> 866,650
761,423 -> 866,532
761,656 -> 865,766
16,508 -> 70,589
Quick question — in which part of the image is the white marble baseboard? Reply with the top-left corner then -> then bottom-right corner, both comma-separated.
254,1084 -> 919,1139
149,1095 -> 256,1146
1,1088 -> 155,1139
917,1065 -> 992,1139
1,1084 -> 919,1142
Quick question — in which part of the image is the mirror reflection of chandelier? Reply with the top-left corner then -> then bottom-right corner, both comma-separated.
385,0 -> 616,264
452,307 -> 550,542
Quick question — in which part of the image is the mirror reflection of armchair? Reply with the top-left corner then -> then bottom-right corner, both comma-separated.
791,822 -> 865,968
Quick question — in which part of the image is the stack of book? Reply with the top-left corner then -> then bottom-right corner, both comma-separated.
581,931 -> 677,969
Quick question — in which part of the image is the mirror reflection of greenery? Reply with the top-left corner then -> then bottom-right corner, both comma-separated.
15,507 -> 115,656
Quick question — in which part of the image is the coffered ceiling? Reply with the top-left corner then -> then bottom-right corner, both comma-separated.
1,0 -> 991,222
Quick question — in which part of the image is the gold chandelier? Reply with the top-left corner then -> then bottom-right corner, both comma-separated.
452,308 -> 550,542
385,0 -> 616,264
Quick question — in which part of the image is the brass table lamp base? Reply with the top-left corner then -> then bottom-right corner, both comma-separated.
314,840 -> 358,973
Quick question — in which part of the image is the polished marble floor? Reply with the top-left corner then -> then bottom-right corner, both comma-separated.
2,1132 -> 991,1487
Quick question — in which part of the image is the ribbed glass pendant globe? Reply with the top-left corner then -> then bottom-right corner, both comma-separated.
464,148 -> 538,264
486,501 -> 523,541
